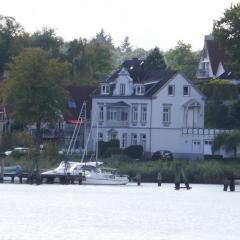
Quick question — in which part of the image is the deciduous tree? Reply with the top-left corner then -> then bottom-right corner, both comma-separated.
213,3 -> 240,77
3,48 -> 70,147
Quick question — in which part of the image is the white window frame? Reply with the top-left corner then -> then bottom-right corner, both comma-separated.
135,84 -> 145,95
120,84 -> 126,95
140,133 -> 146,150
162,104 -> 171,124
99,105 -> 104,121
141,104 -> 147,123
101,84 -> 110,95
192,140 -> 201,153
168,85 -> 175,96
98,132 -> 103,141
131,133 -> 137,145
132,104 -> 138,122
122,133 -> 128,148
183,85 -> 190,96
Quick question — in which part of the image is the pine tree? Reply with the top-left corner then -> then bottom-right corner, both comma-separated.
144,47 -> 166,71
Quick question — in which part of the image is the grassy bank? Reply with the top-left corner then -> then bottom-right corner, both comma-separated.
2,153 -> 240,184
105,158 -> 240,184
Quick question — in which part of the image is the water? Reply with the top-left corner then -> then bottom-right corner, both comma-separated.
0,183 -> 240,240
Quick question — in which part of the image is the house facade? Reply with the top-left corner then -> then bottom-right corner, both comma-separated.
91,59 -> 218,159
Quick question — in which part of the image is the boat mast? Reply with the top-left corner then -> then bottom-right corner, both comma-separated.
96,120 -> 99,167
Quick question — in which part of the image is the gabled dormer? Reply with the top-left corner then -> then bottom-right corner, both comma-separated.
113,68 -> 134,96
134,84 -> 145,95
100,83 -> 110,95
196,35 -> 229,80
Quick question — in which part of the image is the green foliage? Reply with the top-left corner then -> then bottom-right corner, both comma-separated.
124,145 -> 143,159
107,159 -> 240,184
165,41 -> 200,79
2,130 -> 34,150
0,15 -> 29,74
98,139 -> 120,157
212,130 -> 240,158
213,3 -> 240,77
3,48 -> 70,125
199,79 -> 238,101
121,36 -> 132,53
205,101 -> 230,128
144,47 -> 166,71
66,37 -> 113,84
42,142 -> 62,160
30,27 -> 63,58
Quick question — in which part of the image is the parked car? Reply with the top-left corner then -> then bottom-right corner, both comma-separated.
152,150 -> 173,161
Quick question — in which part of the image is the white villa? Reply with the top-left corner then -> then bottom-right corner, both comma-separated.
90,59 -> 228,160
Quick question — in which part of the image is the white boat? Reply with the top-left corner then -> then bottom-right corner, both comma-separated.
41,161 -> 129,185
83,166 -> 129,185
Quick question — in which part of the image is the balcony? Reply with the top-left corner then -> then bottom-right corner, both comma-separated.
106,120 -> 129,127
197,69 -> 209,78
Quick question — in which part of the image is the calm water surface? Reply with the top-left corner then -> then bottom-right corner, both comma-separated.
0,183 -> 240,240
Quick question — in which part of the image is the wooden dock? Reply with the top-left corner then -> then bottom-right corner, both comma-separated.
0,172 -> 85,185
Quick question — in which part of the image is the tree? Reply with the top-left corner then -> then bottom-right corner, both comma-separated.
121,36 -> 132,53
205,101 -> 230,129
3,48 -> 70,147
144,47 -> 166,71
95,29 -> 113,47
198,79 -> 238,101
213,3 -> 240,77
164,41 -> 200,79
30,27 -> 63,58
66,37 -> 113,84
212,131 -> 240,158
0,15 -> 29,74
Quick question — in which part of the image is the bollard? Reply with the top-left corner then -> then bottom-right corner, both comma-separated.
175,181 -> 180,190
223,179 -> 229,191
136,173 -> 141,186
0,176 -> 3,183
157,172 -> 162,187
79,173 -> 83,185
229,179 -> 235,192
19,175 -> 23,184
11,176 -> 14,183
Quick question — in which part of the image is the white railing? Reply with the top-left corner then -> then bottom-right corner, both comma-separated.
106,120 -> 129,127
182,128 -> 231,136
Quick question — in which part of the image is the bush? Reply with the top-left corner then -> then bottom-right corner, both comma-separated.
124,145 -> 143,159
98,139 -> 120,157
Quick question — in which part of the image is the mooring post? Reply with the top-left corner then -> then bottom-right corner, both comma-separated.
223,179 -> 229,191
79,173 -> 83,185
19,175 -> 23,184
181,168 -> 191,190
157,172 -> 162,187
136,173 -> 141,186
0,158 -> 4,183
229,179 -> 235,192
175,164 -> 181,190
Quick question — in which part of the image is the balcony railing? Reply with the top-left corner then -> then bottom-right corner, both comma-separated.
197,69 -> 209,78
106,120 -> 129,127
182,128 -> 231,136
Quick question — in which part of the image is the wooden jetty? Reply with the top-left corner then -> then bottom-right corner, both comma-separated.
0,172 -> 85,185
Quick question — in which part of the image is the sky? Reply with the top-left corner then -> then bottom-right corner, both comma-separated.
1,0 -> 240,51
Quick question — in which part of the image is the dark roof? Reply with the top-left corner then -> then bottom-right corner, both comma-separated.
106,58 -> 145,83
65,85 -> 97,121
108,101 -> 130,107
92,58 -> 180,98
205,40 -> 230,75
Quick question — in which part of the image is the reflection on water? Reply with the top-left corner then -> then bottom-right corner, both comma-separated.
0,184 -> 240,240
